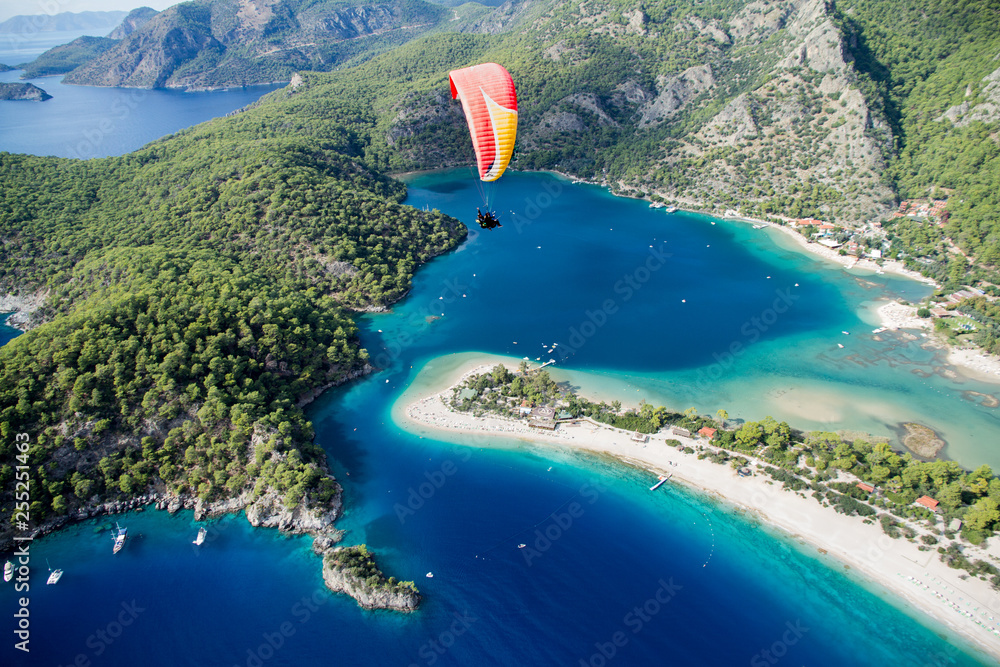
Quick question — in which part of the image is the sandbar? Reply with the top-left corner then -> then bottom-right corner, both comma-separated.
395,358 -> 1000,662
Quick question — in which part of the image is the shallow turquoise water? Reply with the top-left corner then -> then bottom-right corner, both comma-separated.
2,169 -> 997,665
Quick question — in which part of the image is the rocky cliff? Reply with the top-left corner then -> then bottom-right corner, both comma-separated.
63,0 -> 449,90
322,546 -> 422,611
107,7 -> 160,40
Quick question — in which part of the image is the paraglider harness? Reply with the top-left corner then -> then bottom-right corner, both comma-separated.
476,208 -> 501,230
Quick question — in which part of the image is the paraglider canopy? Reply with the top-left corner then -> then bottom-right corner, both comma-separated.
449,63 -> 518,183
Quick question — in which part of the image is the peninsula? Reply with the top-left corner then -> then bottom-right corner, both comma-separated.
398,357 -> 1000,661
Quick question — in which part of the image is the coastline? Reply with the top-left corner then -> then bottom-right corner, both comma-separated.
395,359 -> 1000,663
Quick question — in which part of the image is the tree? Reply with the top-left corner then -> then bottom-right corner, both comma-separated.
716,409 -> 728,428
965,497 -> 1000,532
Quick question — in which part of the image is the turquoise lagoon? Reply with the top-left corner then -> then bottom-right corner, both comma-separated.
2,167 -> 998,665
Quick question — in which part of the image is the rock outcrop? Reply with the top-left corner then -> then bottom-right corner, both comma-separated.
107,7 -> 160,40
639,65 -> 715,127
938,65 -> 1000,127
62,0 -> 449,90
322,546 -> 421,611
0,82 -> 52,101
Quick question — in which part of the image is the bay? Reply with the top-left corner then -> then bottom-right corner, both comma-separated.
0,69 -> 283,159
0,62 -> 997,662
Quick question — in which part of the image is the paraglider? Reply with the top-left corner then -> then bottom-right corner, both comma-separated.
449,63 -> 517,229
476,207 -> 501,230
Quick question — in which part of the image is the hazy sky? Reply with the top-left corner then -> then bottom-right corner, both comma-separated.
0,0 -> 176,23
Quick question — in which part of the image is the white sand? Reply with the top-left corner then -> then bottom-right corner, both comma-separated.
948,347 -> 1000,383
760,220 -> 938,285
877,300 -> 933,332
395,361 -> 1000,662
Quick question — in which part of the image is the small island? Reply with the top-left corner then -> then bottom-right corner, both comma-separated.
322,545 -> 421,611
0,82 -> 52,101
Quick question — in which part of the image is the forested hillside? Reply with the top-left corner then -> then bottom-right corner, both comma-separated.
0,79 -> 465,545
43,0 -> 1000,272
834,0 -> 1000,274
3,0 -> 1000,544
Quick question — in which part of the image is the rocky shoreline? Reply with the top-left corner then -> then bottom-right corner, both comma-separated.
321,545 -> 421,612
0,289 -> 49,331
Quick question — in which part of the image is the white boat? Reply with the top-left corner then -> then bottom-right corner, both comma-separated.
193,527 -> 207,546
426,572 -> 434,578
838,343 -> 845,348
665,205 -> 678,213
518,544 -> 527,549
3,560 -> 12,582
47,568 -> 63,585
842,331 -> 850,335
112,522 -> 127,554
872,327 -> 887,334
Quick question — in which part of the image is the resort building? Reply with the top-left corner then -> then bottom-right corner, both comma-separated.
698,427 -> 717,440
671,426 -> 691,438
529,405 -> 556,430
915,496 -> 940,511
857,483 -> 875,494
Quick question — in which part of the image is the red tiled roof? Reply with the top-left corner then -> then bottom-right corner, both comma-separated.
916,496 -> 939,510
857,483 -> 874,493
698,427 -> 717,438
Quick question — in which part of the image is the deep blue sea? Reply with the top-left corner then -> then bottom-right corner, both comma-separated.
0,35 -> 283,159
1,36 -> 998,664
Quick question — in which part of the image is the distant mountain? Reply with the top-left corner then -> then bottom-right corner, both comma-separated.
0,10 -> 127,34
107,7 -> 160,39
18,36 -> 118,77
63,0 -> 453,90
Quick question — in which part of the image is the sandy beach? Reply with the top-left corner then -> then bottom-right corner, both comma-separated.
395,358 -> 1000,662
948,347 -> 1000,383
876,300 -> 933,332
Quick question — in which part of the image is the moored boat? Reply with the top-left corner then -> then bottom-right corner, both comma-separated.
3,560 -> 12,582
112,522 -> 127,554
47,568 -> 63,585
193,527 -> 207,546
665,205 -> 678,213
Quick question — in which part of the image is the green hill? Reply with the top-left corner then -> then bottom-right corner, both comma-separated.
0,77 -> 465,545
3,0 -> 1000,546
18,36 -> 118,77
